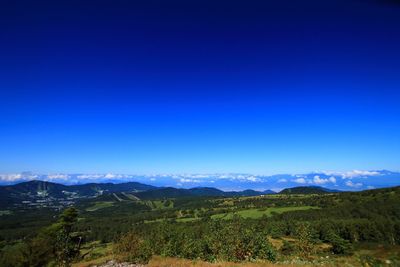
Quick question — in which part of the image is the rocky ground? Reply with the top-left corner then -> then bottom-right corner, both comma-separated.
93,260 -> 145,267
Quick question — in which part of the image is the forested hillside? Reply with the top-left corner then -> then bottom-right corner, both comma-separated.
1,186 -> 400,266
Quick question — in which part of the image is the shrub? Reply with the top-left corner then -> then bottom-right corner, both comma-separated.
329,235 -> 353,255
296,223 -> 315,258
280,240 -> 296,255
113,232 -> 152,264
250,235 -> 276,262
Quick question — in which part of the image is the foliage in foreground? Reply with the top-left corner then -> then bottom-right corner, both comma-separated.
2,186 -> 400,266
114,216 -> 276,264
0,207 -> 81,267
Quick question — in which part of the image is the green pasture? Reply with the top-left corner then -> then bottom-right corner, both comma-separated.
85,201 -> 115,212
211,206 -> 319,219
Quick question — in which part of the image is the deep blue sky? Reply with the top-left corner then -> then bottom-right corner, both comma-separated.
1,0 -> 399,174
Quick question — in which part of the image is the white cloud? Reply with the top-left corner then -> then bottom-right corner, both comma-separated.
77,174 -> 103,179
216,175 -> 232,179
0,173 -> 39,182
293,178 -> 306,184
246,176 -> 261,182
311,175 -> 337,185
313,175 -> 329,184
277,178 -> 287,183
345,180 -> 363,188
0,174 -> 23,181
179,178 -> 200,183
47,174 -> 70,180
190,174 -> 209,178
322,170 -> 380,179
367,185 -> 375,189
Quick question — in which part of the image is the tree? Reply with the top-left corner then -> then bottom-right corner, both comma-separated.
113,232 -> 152,264
296,223 -> 315,258
329,234 -> 353,255
53,207 -> 81,267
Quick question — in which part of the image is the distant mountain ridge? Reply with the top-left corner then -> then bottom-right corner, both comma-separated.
1,170 -> 399,192
279,186 -> 341,194
4,179 -> 398,210
0,180 -> 275,205
1,179 -> 156,195
0,180 -> 156,208
132,187 -> 275,200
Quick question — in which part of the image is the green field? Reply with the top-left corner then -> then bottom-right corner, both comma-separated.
176,217 -> 199,222
121,192 -> 140,201
85,201 -> 115,211
211,206 -> 319,219
145,200 -> 174,210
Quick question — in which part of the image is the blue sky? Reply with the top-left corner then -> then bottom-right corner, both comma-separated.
0,0 -> 400,174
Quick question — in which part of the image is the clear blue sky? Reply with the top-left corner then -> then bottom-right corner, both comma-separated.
1,0 -> 399,174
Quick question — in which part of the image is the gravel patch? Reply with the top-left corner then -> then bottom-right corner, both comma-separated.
93,260 -> 145,267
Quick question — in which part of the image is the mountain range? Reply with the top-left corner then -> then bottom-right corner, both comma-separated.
0,180 -> 156,208
0,180 -> 336,209
1,170 -> 399,192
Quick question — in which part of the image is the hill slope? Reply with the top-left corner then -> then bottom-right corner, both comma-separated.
132,187 -> 272,200
0,181 -> 275,208
0,180 -> 157,208
279,186 -> 340,194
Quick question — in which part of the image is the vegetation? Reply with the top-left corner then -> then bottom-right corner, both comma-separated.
211,206 -> 319,220
85,202 -> 114,212
0,207 -> 81,267
1,186 -> 400,266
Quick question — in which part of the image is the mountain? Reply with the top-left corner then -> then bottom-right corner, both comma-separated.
263,189 -> 277,194
227,189 -> 276,197
188,187 -> 226,197
0,180 -> 277,206
5,180 -> 156,195
133,187 -> 194,200
1,180 -> 68,197
0,180 -> 276,208
0,180 -> 69,207
279,186 -> 341,194
0,180 -> 157,208
132,187 -> 272,200
69,181 -> 156,194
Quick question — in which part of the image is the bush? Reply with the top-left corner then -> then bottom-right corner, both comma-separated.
329,235 -> 353,255
0,242 -> 29,267
113,232 -> 152,264
296,223 -> 315,258
280,240 -> 296,255
114,219 -> 276,264
250,235 -> 276,262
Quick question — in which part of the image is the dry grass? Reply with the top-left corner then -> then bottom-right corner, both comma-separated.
147,256 -> 300,267
72,255 -> 114,267
268,237 -> 284,250
72,256 -> 301,267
